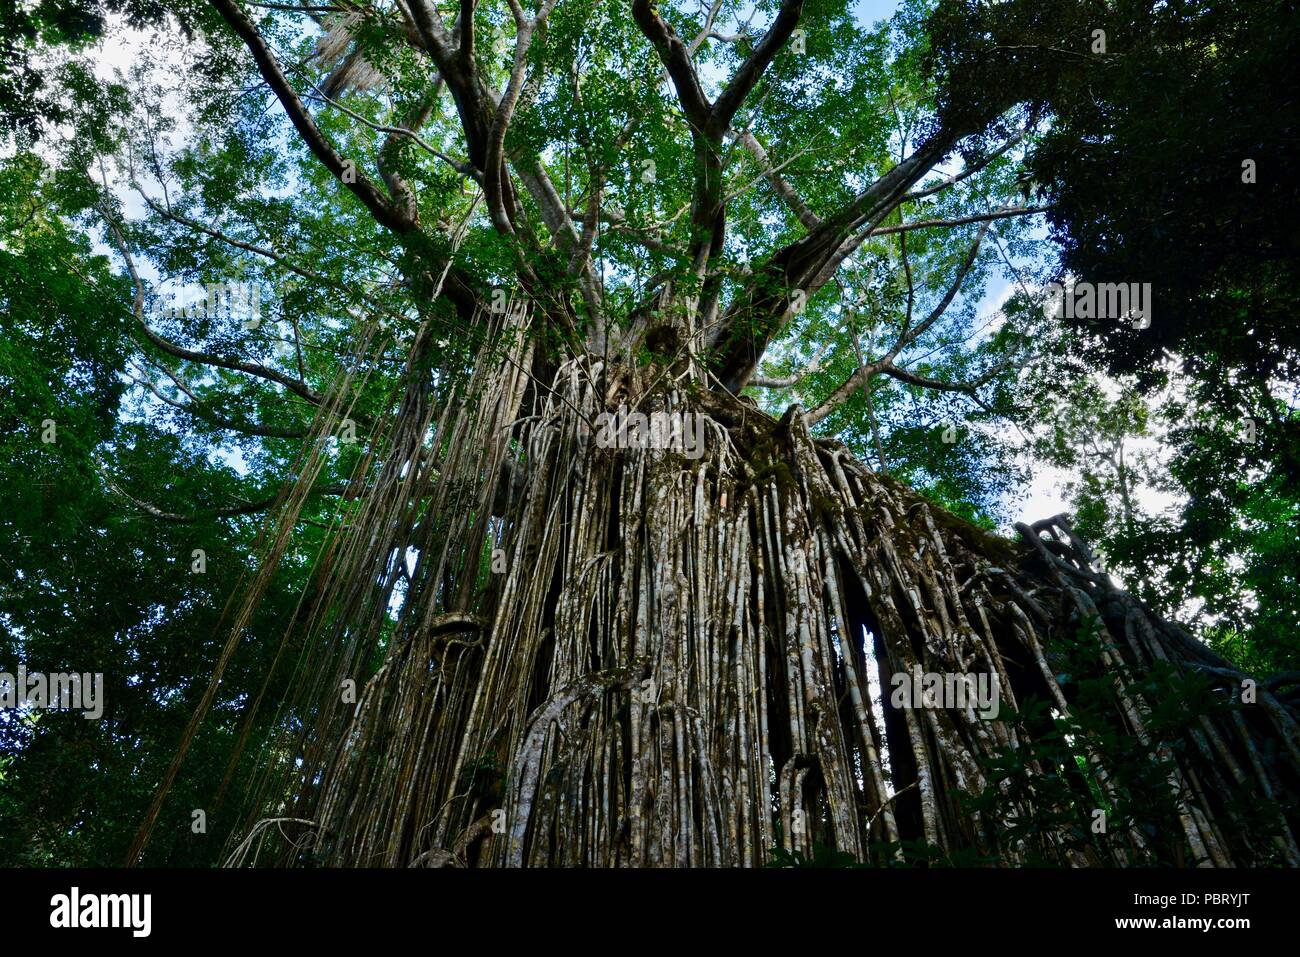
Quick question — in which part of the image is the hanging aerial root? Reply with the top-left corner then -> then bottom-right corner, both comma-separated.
225,338 -> 1300,868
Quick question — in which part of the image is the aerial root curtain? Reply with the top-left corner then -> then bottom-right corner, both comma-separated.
215,302 -> 1299,868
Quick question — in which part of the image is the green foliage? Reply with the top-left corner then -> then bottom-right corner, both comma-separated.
1023,348 -> 1300,675
767,841 -> 863,868
0,154 -> 329,865
965,616 -> 1291,866
1024,0 -> 1300,401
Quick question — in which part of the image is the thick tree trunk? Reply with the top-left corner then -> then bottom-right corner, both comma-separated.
224,304 -> 1300,868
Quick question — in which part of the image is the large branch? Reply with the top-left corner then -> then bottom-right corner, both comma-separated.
209,0 -> 417,235
710,0 -> 804,132
459,0 -> 475,62
733,128 -> 821,230
879,359 -> 1011,393
630,0 -> 712,131
634,0 -> 803,137
401,0 -> 497,184
705,65 -> 1038,392
397,2 -> 597,319
708,138 -> 951,392
483,0 -> 560,233
632,0 -> 804,317
399,0 -> 457,59
904,127 -> 1030,202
